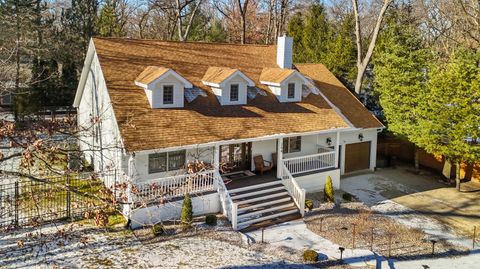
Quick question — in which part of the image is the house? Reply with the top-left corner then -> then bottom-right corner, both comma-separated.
73,36 -> 383,231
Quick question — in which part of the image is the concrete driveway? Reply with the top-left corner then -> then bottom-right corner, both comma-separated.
341,166 -> 480,237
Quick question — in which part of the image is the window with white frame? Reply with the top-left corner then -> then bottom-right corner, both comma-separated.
283,136 -> 301,153
230,84 -> 239,101
148,150 -> 186,173
287,83 -> 295,99
163,85 -> 174,104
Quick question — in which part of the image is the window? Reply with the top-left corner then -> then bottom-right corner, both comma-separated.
287,83 -> 295,99
230,84 -> 239,101
283,136 -> 301,153
163,85 -> 174,104
148,150 -> 186,174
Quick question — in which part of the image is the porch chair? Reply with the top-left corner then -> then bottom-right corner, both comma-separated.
253,155 -> 273,175
271,153 -> 277,167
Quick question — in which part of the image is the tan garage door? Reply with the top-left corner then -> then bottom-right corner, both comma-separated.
345,142 -> 371,173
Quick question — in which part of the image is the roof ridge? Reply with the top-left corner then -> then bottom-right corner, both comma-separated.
92,36 -> 275,48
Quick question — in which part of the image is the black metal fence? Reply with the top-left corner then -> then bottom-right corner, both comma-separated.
0,174 -> 105,230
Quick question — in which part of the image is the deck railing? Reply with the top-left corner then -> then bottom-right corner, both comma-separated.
283,151 -> 336,175
133,170 -> 216,203
280,163 -> 306,216
214,173 -> 238,229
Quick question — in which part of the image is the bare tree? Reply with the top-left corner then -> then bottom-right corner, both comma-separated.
237,0 -> 250,44
352,0 -> 392,94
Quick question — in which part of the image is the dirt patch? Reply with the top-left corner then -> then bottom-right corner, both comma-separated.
305,203 -> 468,260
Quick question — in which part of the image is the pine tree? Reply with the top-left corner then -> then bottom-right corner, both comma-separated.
180,193 -> 193,226
324,176 -> 334,202
97,0 -> 122,37
418,50 -> 480,190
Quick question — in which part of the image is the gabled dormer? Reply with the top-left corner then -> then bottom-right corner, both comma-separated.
135,66 -> 192,108
202,67 -> 255,105
260,68 -> 309,103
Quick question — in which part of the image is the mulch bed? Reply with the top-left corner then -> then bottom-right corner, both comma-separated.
305,203 -> 468,260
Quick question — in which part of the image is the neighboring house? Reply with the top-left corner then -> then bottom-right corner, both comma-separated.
73,36 -> 384,231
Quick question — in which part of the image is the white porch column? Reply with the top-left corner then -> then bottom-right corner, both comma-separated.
335,131 -> 340,168
277,138 -> 283,178
213,144 -> 220,171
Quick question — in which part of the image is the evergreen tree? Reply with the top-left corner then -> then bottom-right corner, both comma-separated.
324,176 -> 334,202
180,193 -> 193,226
97,0 -> 122,37
418,50 -> 480,190
205,20 -> 228,43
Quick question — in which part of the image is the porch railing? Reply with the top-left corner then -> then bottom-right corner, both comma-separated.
133,170 -> 216,203
214,172 -> 238,229
280,163 -> 306,216
283,151 -> 336,175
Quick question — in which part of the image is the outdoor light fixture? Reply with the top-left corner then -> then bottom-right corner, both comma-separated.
358,133 -> 364,141
326,137 -> 332,146
338,247 -> 345,262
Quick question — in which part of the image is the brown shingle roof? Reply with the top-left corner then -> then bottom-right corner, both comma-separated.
296,63 -> 384,129
135,66 -> 170,85
259,68 -> 295,84
202,67 -> 238,85
91,37 -> 380,152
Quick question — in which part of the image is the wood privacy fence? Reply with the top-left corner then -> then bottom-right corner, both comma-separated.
0,174 -> 105,230
377,135 -> 480,181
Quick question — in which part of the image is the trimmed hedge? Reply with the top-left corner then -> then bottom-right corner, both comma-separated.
181,193 -> 193,226
152,223 -> 164,236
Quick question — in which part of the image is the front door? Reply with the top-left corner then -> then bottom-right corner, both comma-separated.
220,143 -> 252,173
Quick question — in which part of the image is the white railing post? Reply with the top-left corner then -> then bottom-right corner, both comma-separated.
231,203 -> 238,230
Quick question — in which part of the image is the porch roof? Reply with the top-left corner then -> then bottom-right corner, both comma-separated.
92,37 -> 382,152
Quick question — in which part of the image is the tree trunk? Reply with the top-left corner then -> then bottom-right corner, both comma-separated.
237,0 -> 249,44
352,0 -> 392,94
455,160 -> 461,191
240,14 -> 246,44
414,145 -> 420,170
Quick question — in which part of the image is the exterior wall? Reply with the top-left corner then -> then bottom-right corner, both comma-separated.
268,75 -> 303,103
212,74 -> 248,105
77,48 -> 125,174
251,139 -> 277,170
132,146 -> 214,182
148,73 -> 184,108
339,129 -> 379,175
129,192 -> 220,229
295,168 -> 341,192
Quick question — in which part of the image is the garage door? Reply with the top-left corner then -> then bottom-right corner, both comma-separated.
345,142 -> 371,173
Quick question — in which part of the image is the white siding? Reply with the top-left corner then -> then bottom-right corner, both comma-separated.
212,74 -> 248,105
276,36 -> 293,69
295,168 -> 341,192
339,129 -> 378,174
148,74 -> 185,108
269,75 -> 303,103
77,46 -> 125,174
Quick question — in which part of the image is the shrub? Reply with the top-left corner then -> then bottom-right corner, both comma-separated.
303,249 -> 318,262
205,214 -> 217,226
152,223 -> 164,236
181,193 -> 193,226
305,199 -> 314,211
342,192 -> 353,201
324,176 -> 334,203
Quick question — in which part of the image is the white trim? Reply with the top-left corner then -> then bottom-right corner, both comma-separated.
140,69 -> 193,89
73,39 -> 96,107
202,70 -> 255,88
260,71 -> 309,87
131,127 -> 355,155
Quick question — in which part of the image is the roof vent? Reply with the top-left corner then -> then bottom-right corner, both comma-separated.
277,35 -> 293,69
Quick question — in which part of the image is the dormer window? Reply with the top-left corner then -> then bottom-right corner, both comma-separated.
287,83 -> 295,99
163,85 -> 174,104
260,68 -> 309,103
134,66 -> 192,109
202,67 -> 255,106
230,84 -> 239,101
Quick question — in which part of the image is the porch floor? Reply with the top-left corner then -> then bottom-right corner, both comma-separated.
223,171 -> 279,190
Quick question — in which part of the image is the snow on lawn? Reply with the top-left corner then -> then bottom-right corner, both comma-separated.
244,219 -> 377,268
0,221 -> 312,269
341,173 -> 472,248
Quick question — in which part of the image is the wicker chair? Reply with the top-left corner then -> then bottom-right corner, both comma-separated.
253,155 -> 273,175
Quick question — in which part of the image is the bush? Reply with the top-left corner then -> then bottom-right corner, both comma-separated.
342,192 -> 353,201
324,176 -> 334,203
181,193 -> 193,226
305,199 -> 314,211
205,214 -> 217,226
303,249 -> 318,262
152,223 -> 164,236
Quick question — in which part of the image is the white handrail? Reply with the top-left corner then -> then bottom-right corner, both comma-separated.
133,170 -> 216,202
214,172 -> 237,228
283,151 -> 336,175
280,163 -> 306,216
